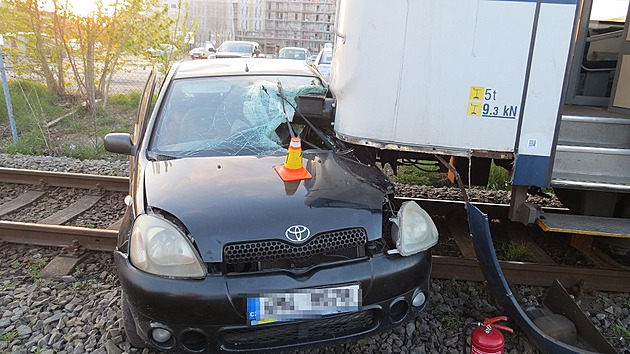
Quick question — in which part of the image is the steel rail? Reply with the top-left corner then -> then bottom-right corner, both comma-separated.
0,220 -> 628,292
432,256 -> 630,293
0,220 -> 117,252
0,169 -> 626,291
0,168 -> 569,218
397,197 -> 570,218
0,167 -> 128,192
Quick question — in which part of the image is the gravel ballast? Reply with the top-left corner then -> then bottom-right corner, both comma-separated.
0,153 -> 628,353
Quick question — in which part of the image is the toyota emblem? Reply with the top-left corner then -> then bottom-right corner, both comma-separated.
285,225 -> 311,243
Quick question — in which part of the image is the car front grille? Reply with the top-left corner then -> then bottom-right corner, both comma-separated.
221,310 -> 376,349
223,228 -> 367,271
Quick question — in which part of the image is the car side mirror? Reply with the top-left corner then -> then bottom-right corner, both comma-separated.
105,133 -> 135,155
208,48 -> 216,53
254,48 -> 261,56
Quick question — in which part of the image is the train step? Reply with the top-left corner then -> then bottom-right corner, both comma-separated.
551,145 -> 630,191
557,115 -> 630,149
536,212 -> 630,238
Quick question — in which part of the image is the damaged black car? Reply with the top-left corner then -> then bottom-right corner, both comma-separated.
104,58 -> 438,353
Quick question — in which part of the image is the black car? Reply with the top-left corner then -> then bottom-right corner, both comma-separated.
104,59 -> 438,353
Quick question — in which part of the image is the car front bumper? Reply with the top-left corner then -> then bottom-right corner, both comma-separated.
115,249 -> 431,353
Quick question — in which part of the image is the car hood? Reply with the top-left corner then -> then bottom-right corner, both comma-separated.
143,151 -> 390,262
215,52 -> 251,58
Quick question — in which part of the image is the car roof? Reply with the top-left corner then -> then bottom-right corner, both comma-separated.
172,58 -> 320,79
219,40 -> 259,46
280,47 -> 308,51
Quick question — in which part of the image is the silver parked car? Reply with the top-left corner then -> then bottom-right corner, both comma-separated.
216,41 -> 262,58
314,47 -> 333,83
279,47 -> 311,64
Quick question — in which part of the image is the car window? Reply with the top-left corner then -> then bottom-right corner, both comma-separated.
319,51 -> 333,65
218,43 -> 254,53
133,68 -> 157,146
150,75 -> 326,157
280,49 -> 307,60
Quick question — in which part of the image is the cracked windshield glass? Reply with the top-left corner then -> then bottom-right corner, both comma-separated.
151,75 -> 326,157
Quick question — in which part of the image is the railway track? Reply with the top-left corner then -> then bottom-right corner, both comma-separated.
1,167 -> 629,292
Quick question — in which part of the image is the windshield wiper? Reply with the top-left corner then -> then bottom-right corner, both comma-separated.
276,81 -> 297,139
147,151 -> 179,161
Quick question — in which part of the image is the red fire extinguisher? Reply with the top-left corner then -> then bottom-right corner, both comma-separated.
465,316 -> 513,354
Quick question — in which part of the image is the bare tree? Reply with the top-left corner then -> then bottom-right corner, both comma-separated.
1,0 -> 193,111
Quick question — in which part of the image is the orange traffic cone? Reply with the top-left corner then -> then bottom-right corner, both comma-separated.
274,137 -> 312,182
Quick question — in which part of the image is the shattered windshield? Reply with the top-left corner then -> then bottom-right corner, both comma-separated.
150,75 -> 326,157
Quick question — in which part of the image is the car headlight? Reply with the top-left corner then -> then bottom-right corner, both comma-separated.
129,214 -> 206,278
390,201 -> 439,256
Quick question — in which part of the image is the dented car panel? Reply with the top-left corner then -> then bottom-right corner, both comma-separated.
143,152 -> 389,263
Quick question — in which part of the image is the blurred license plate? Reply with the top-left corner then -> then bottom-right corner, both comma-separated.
247,284 -> 360,326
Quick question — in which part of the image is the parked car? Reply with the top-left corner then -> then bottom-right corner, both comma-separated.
104,58 -> 436,353
314,47 -> 333,82
189,46 -> 216,60
278,46 -> 311,63
216,40 -> 262,58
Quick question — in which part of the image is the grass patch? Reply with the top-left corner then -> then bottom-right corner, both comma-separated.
0,80 -> 65,153
33,347 -> 48,354
440,313 -> 462,331
108,91 -> 142,112
393,161 -> 446,186
0,330 -> 18,343
26,258 -> 47,280
394,160 -> 513,191
71,278 -> 97,294
611,321 -> 630,339
441,279 -> 463,297
1,80 -> 136,159
2,282 -> 16,290
501,241 -> 532,262
487,162 -> 511,190
0,80 -> 66,128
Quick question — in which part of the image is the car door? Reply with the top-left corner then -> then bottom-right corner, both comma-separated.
129,67 -> 158,179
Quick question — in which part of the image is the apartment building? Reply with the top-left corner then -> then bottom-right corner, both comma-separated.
242,0 -> 336,55
175,0 -> 336,55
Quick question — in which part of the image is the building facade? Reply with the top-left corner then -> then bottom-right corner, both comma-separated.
187,0 -> 237,48
173,0 -> 336,55
245,0 -> 336,55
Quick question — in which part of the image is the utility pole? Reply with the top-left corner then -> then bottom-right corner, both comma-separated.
0,46 -> 18,143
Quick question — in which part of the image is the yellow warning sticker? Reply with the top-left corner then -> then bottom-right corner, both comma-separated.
467,102 -> 482,116
469,86 -> 485,101
467,86 -> 519,119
